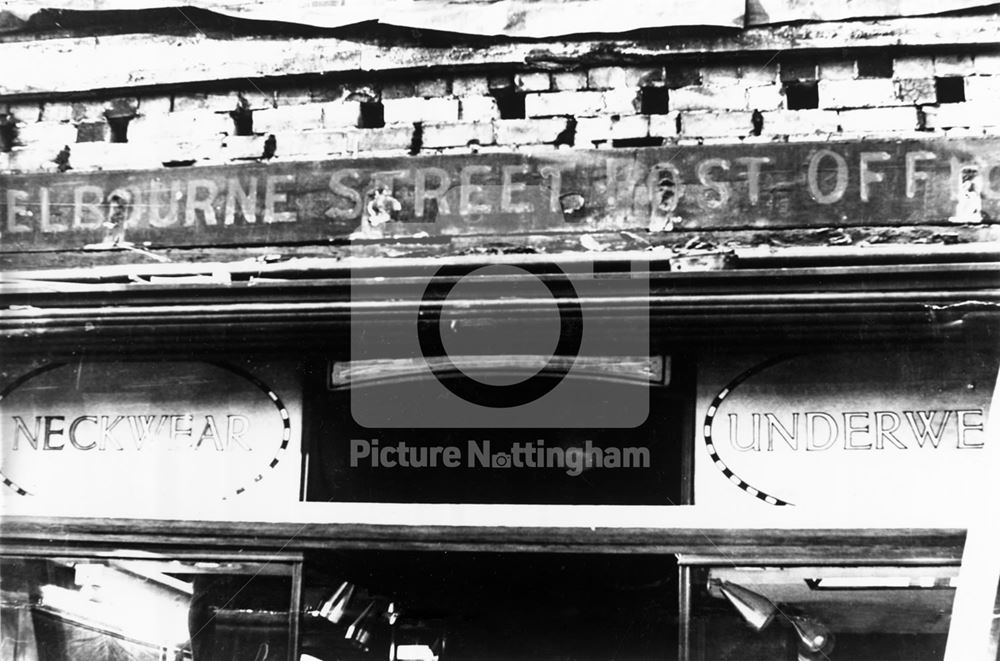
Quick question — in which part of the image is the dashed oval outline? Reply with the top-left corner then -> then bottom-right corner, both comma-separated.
0,361 -> 291,500
702,355 -> 797,507
0,362 -> 64,496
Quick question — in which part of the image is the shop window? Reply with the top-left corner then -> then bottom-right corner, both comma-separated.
687,565 -> 960,661
785,81 -> 819,110
0,556 -> 296,661
301,550 -> 678,661
0,551 -> 679,661
935,77 -> 966,104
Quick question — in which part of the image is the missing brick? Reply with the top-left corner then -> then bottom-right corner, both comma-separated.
639,87 -> 669,115
612,137 -> 665,148
107,115 -> 131,143
664,66 -> 702,89
780,60 -> 817,82
751,109 -> 764,137
553,117 -> 576,148
0,114 -> 18,152
785,81 -> 819,110
261,134 -> 277,160
491,87 -> 526,120
916,105 -> 930,131
229,94 -> 254,136
409,122 -> 423,155
360,101 -> 385,129
935,77 -> 966,104
488,74 -> 515,91
54,145 -> 71,172
345,88 -> 379,104
857,54 -> 893,79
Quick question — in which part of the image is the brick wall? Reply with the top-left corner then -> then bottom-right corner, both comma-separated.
2,52 -> 999,173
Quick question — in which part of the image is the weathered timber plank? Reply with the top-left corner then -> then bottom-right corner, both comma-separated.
4,0 -> 746,38
2,138 -> 998,252
1,14 -> 999,97
4,0 -> 996,37
746,0 -> 999,25
1,226 -> 997,272
0,514 -> 967,559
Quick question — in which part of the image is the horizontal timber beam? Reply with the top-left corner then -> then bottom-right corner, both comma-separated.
2,14 -> 999,97
0,514 -> 967,561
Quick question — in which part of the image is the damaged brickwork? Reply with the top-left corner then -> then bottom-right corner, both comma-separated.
4,53 -> 1000,171
0,8 -> 999,265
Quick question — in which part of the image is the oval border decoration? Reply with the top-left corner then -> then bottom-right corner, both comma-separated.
0,362 -> 65,496
0,361 -> 291,500
702,355 -> 797,507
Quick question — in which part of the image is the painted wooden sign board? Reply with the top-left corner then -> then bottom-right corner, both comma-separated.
695,348 -> 1000,512
0,358 -> 302,514
2,137 -> 997,252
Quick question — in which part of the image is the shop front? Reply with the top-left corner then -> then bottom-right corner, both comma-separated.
2,138 -> 999,660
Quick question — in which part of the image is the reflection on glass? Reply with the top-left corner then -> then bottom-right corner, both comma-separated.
298,550 -> 675,660
692,566 -> 960,661
0,557 -> 293,661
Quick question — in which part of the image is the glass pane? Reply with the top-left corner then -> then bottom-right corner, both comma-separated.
306,378 -> 685,505
690,566 -> 959,661
0,557 -> 293,661
300,550 -> 678,661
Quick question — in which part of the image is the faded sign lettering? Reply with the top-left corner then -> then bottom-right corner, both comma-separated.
2,138 -> 997,251
695,349 -> 1000,509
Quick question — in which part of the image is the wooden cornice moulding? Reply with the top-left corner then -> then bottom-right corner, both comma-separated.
0,515 -> 968,559
2,13 -> 999,97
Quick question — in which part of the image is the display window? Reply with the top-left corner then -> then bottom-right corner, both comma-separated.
686,564 -> 961,661
0,555 -> 299,661
1,256 -> 998,660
